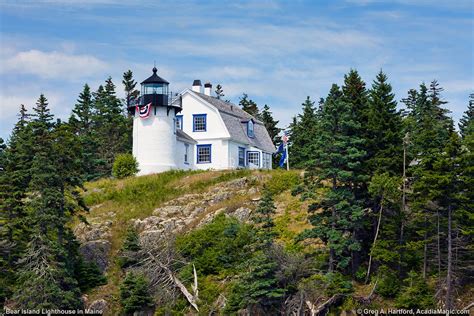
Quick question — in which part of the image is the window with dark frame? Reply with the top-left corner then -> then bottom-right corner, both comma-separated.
193,114 -> 207,132
176,115 -> 183,130
247,120 -> 254,138
197,144 -> 211,163
238,147 -> 245,167
184,144 -> 189,163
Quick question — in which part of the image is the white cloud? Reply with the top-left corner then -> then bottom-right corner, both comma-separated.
1,49 -> 108,80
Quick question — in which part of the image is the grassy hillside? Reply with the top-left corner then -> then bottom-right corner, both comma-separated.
76,169 -> 303,314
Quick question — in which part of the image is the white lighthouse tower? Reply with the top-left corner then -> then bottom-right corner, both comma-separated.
130,67 -> 182,175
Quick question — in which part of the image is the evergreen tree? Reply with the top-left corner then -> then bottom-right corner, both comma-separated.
252,189 -> 277,244
215,84 -> 225,99
260,104 -> 281,145
13,95 -> 83,308
226,251 -> 285,314
69,84 -> 103,181
239,93 -> 259,117
342,69 -> 369,132
459,93 -> 474,138
366,71 -> 403,175
299,84 -> 366,272
122,69 -> 140,107
0,105 -> 34,304
288,96 -> 319,169
120,272 -> 153,314
94,77 -> 131,176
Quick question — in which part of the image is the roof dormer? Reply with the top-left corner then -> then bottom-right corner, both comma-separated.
247,119 -> 255,138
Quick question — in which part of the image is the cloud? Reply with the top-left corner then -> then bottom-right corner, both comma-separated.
1,49 -> 108,80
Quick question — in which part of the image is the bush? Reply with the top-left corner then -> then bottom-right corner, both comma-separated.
176,214 -> 256,275
112,153 -> 139,179
266,170 -> 300,195
395,271 -> 435,309
375,265 -> 400,298
118,227 -> 141,268
120,272 -> 153,314
75,260 -> 107,292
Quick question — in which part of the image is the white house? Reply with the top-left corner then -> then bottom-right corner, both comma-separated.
130,67 -> 275,176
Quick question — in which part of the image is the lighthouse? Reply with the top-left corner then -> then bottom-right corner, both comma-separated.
130,67 -> 182,175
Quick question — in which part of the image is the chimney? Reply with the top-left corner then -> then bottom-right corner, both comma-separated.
204,82 -> 212,96
192,80 -> 202,93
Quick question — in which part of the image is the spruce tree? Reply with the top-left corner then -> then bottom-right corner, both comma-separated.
299,84 -> 366,272
239,93 -> 259,117
366,70 -> 403,175
69,84 -> 103,181
215,84 -> 225,99
260,104 -> 281,145
288,96 -> 319,169
122,70 -> 140,107
94,77 -> 131,176
459,93 -> 474,138
12,95 -> 83,309
252,189 -> 277,244
0,106 -> 34,304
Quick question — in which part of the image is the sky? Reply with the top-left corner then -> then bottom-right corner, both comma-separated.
0,0 -> 473,140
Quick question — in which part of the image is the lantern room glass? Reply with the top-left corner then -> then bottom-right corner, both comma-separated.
142,83 -> 168,95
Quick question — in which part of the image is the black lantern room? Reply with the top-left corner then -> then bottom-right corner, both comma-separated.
128,66 -> 182,115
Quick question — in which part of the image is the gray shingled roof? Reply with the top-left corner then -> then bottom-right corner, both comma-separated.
193,92 -> 276,153
176,129 -> 197,144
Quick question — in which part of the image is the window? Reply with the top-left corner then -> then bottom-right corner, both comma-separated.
173,118 -> 177,134
184,144 -> 189,164
247,120 -> 254,138
247,151 -> 260,167
238,147 -> 246,167
176,115 -> 183,130
193,114 -> 207,132
262,153 -> 271,169
197,144 -> 211,163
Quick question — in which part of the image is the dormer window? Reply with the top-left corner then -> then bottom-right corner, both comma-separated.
247,120 -> 255,138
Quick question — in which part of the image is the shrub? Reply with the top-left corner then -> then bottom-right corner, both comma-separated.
266,170 -> 300,195
112,153 -> 139,179
120,272 -> 153,314
375,265 -> 400,298
118,227 -> 141,268
75,260 -> 107,292
176,214 -> 256,275
395,271 -> 435,309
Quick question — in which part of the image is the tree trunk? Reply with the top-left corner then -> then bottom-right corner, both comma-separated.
329,176 -> 337,273
437,210 -> 441,284
399,136 -> 407,275
423,214 -> 428,279
446,205 -> 453,309
366,201 -> 384,283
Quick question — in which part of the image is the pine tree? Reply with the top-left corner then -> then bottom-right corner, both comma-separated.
252,189 -> 277,244
342,69 -> 369,132
215,84 -> 225,99
288,96 -> 319,169
259,104 -> 281,144
299,84 -> 366,272
120,272 -> 153,314
239,93 -> 259,117
459,93 -> 474,138
12,95 -> 84,309
366,71 -> 403,175
0,106 -> 34,304
94,77 -> 131,176
122,70 -> 140,107
226,251 -> 285,314
69,84 -> 103,181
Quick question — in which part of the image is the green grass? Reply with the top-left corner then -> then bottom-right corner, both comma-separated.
78,168 -> 304,315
